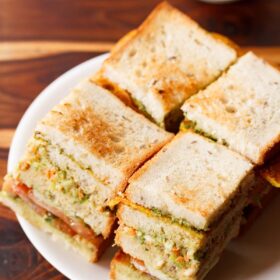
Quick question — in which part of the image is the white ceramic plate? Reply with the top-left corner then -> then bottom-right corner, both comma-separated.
8,54 -> 280,280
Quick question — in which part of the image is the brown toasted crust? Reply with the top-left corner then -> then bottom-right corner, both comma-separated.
125,131 -> 254,230
252,121 -> 280,165
110,251 -> 128,279
211,32 -> 242,56
101,216 -> 117,243
261,136 -> 280,166
261,155 -> 280,187
94,31 -> 140,113
104,2 -> 175,62
122,132 -> 172,182
116,203 -> 125,223
111,250 -> 131,266
110,29 -> 138,55
106,2 -> 205,60
126,134 -> 191,186
91,74 -> 139,110
92,226 -> 115,262
126,148 -> 158,189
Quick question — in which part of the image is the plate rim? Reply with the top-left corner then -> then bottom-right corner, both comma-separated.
7,53 -> 112,280
6,52 -> 280,280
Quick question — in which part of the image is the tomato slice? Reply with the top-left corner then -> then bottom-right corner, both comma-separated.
7,179 -> 99,243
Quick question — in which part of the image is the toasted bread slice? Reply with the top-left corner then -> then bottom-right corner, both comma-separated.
1,78 -> 172,262
110,250 -> 156,280
182,52 -> 280,165
97,2 -> 237,130
126,131 -> 253,230
35,80 -> 172,207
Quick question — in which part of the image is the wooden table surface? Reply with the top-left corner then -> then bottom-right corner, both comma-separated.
0,0 -> 279,279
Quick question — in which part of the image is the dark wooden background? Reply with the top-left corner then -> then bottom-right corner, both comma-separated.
0,0 -> 279,279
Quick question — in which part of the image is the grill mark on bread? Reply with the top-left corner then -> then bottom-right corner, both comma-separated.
44,104 -> 125,158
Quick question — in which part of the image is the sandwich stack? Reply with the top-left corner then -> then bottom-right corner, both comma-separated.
109,3 -> 280,280
181,52 -> 280,189
181,52 -> 280,166
113,131 -> 261,279
0,80 -> 172,261
95,2 -> 238,131
0,1 -> 279,279
111,45 -> 280,280
181,51 -> 280,229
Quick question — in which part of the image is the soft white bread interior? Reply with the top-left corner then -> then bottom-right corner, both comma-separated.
99,2 -> 237,126
182,52 -> 280,164
126,131 -> 253,230
110,250 -> 156,280
0,192 -> 111,262
36,79 -> 173,206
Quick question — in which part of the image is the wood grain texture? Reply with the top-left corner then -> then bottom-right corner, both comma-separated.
0,129 -> 14,149
0,41 -> 114,61
0,47 -> 280,149
0,149 -> 8,185
0,206 -> 67,280
0,42 -> 280,63
0,0 -> 280,45
0,0 -> 279,279
0,52 -> 100,128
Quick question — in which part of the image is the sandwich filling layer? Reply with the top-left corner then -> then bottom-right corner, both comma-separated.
0,189 -> 111,262
14,136 -> 115,237
111,251 -> 156,280
116,190 -> 250,280
34,132 -> 111,189
117,171 -> 262,280
1,177 -> 105,246
116,214 -> 241,280
180,117 -> 225,145
119,191 -> 247,257
31,133 -> 115,207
